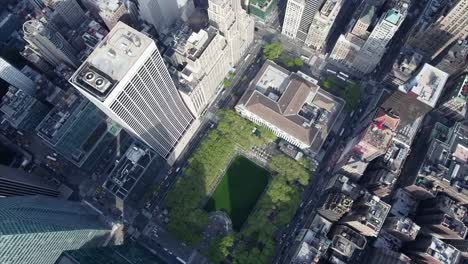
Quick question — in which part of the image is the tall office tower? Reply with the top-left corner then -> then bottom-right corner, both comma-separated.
0,196 -> 111,264
70,22 -> 199,164
0,165 -> 59,197
208,0 -> 254,65
138,0 -> 194,33
282,0 -> 324,43
0,57 -> 35,94
352,4 -> 408,74
45,0 -> 86,29
282,0 -> 305,39
408,0 -> 468,59
336,109 -> 400,179
23,19 -> 79,68
55,243 -> 164,263
305,0 -> 343,51
36,92 -> 123,172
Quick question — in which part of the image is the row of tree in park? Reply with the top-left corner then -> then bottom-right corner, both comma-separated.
164,110 -> 312,264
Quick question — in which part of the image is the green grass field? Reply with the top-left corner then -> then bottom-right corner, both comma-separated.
205,156 -> 270,231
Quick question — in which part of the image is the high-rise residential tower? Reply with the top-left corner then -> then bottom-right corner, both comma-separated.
408,0 -> 468,59
0,196 -> 110,264
70,22 -> 199,164
0,57 -> 35,94
23,19 -> 79,68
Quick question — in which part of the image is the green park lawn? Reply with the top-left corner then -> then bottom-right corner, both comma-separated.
205,156 -> 270,230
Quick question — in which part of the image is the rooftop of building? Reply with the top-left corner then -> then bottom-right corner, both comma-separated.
330,225 -> 367,258
170,25 -> 219,61
439,214 -> 468,238
348,108 -> 400,162
391,188 -> 418,217
0,86 -> 37,127
419,121 -> 468,186
237,60 -> 344,150
354,194 -> 391,232
383,140 -> 410,173
390,50 -> 424,83
94,0 -> 124,14
36,92 -> 87,145
381,89 -> 428,146
325,174 -> 362,198
359,4 -> 376,25
399,63 -> 449,108
70,22 -> 153,100
293,215 -> 332,263
425,194 -> 468,221
384,9 -> 403,25
361,109 -> 400,151
384,216 -> 420,240
452,74 -> 468,102
103,143 -> 157,200
424,236 -> 460,264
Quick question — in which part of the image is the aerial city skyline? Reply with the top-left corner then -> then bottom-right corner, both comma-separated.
0,0 -> 467,263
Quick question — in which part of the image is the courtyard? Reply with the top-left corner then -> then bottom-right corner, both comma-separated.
205,156 -> 270,231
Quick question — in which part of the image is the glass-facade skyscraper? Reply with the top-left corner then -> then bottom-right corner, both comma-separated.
0,196 -> 111,264
55,243 -> 166,264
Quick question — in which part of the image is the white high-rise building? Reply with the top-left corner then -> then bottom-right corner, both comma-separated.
170,26 -> 231,116
69,22 -> 199,164
352,4 -> 408,74
305,0 -> 344,50
282,0 -> 324,43
45,0 -> 86,29
0,58 -> 35,94
208,0 -> 254,66
137,0 -> 194,33
282,0 -> 305,39
23,19 -> 79,68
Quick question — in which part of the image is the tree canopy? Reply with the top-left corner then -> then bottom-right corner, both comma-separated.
263,42 -> 284,60
164,110 -> 312,263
